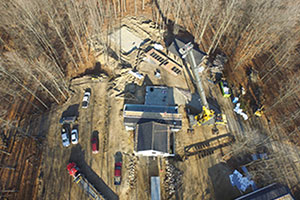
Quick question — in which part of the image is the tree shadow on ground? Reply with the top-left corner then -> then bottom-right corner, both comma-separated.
72,62 -> 110,79
61,104 -> 79,118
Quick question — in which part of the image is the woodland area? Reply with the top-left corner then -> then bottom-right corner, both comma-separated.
0,0 -> 300,199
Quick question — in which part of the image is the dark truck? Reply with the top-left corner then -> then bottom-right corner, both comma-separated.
114,152 -> 122,185
67,162 -> 105,200
59,116 -> 77,124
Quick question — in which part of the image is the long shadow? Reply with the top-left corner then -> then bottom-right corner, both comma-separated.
186,93 -> 202,113
208,163 -> 241,200
71,62 -> 109,80
69,145 -> 119,200
121,75 -> 154,105
207,96 -> 221,114
183,133 -> 235,159
61,104 -> 79,118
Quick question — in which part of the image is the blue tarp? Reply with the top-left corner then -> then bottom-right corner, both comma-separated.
229,170 -> 255,192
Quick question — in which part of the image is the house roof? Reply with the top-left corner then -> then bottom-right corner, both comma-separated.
136,122 -> 169,153
235,183 -> 294,200
167,38 -> 206,67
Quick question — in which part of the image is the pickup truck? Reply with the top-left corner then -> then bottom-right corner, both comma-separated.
114,151 -> 122,185
114,162 -> 122,185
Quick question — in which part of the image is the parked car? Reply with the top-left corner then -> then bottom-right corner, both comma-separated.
82,88 -> 91,108
71,126 -> 79,144
59,116 -> 77,124
91,136 -> 99,154
114,162 -> 122,185
61,125 -> 70,147
114,152 -> 123,185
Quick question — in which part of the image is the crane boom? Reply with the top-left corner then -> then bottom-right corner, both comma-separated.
179,42 -> 208,108
188,50 -> 209,108
180,42 -> 215,126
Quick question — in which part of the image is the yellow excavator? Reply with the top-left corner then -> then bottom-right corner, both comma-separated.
254,105 -> 264,117
195,106 -> 215,126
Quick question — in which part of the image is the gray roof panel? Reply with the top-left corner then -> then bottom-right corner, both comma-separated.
136,122 -> 169,153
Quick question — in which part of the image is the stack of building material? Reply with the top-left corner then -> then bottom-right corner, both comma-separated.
127,154 -> 138,189
163,160 -> 183,198
210,54 -> 228,74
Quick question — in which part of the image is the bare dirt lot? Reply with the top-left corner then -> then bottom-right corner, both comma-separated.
34,16 -> 300,200
35,70 -> 245,200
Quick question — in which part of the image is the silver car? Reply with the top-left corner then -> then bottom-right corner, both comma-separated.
82,88 -> 91,108
71,127 -> 79,144
61,125 -> 70,147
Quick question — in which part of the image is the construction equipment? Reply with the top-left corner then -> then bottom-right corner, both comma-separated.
254,105 -> 264,117
194,106 -> 215,126
215,113 -> 227,125
67,162 -> 105,200
180,42 -> 217,126
219,79 -> 231,97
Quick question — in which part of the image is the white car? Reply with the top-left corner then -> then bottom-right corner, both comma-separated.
82,88 -> 91,108
61,126 -> 70,147
71,127 -> 79,144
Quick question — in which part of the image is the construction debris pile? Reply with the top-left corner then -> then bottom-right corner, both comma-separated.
107,72 -> 136,97
163,160 -> 183,198
205,54 -> 227,82
127,154 -> 138,189
212,54 -> 227,72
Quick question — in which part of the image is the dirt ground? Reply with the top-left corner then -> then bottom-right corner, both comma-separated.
34,17 -> 274,200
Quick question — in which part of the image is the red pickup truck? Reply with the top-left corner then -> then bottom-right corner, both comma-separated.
114,162 -> 122,185
114,151 -> 122,185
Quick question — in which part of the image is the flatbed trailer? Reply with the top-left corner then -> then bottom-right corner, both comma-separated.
67,162 -> 105,200
73,173 -> 102,200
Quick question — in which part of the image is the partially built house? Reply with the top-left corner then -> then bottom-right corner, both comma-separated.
135,121 -> 175,157
123,86 -> 182,157
145,47 -> 183,76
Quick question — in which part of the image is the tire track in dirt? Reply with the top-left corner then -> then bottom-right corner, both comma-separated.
98,82 -> 110,181
105,91 -> 111,186
89,85 -> 95,167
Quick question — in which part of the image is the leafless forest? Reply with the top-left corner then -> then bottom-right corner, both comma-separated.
0,0 -> 300,199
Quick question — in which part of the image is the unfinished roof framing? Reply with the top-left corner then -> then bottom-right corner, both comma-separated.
145,47 -> 182,76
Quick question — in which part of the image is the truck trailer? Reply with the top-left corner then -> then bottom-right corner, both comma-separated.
67,162 -> 105,200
